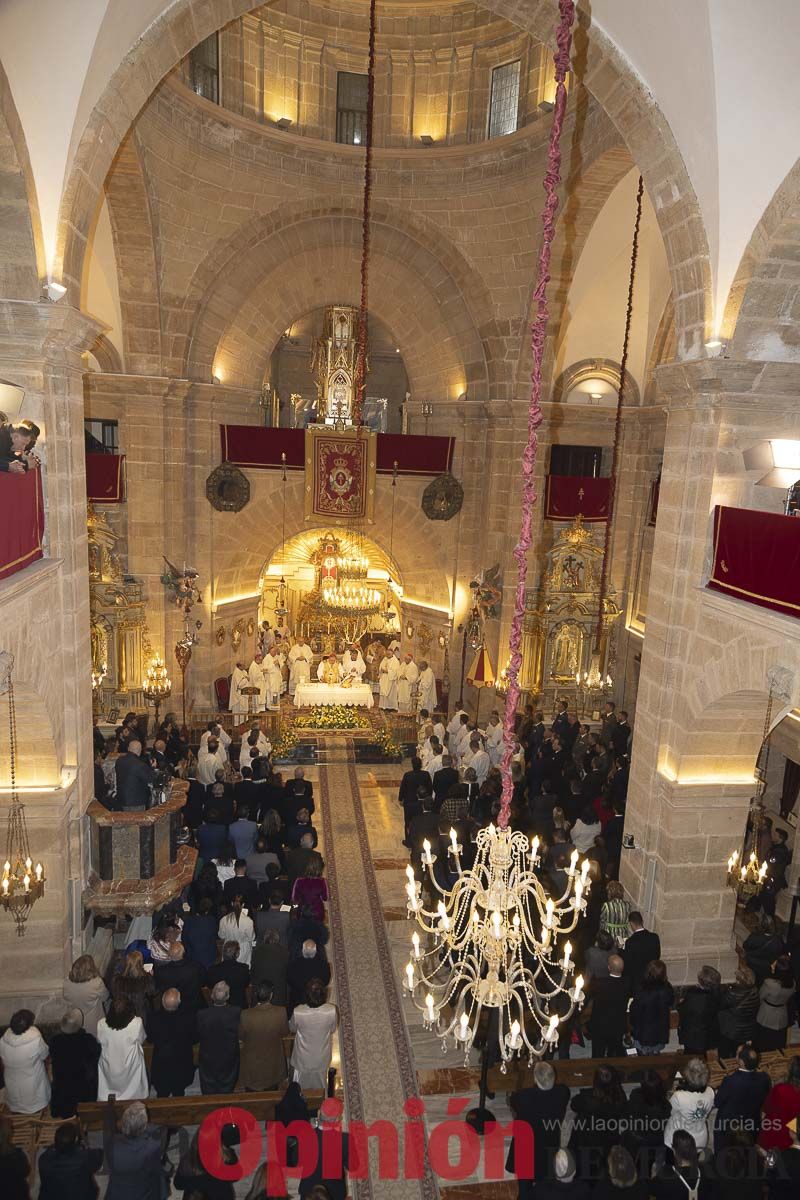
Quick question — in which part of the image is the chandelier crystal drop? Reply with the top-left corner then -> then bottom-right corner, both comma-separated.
404,823 -> 589,1068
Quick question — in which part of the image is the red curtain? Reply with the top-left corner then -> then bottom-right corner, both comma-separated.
86,453 -> 126,502
544,475 -> 611,521
219,425 -> 454,477
780,758 -> 800,820
0,468 -> 44,580
708,505 -> 800,619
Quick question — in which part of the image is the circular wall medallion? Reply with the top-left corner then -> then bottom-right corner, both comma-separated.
421,472 -> 464,521
206,463 -> 250,513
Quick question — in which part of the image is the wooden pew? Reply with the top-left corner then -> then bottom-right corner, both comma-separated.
77,1089 -> 325,1132
489,1051 -> 696,1095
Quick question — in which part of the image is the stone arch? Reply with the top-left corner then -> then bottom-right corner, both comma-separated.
100,132 -> 163,376
57,0 -> 711,357
183,201 -> 493,402
0,61 -> 44,299
722,157 -> 800,359
87,333 -> 124,374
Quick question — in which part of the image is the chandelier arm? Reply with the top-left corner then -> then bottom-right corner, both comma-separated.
500,0 -> 576,826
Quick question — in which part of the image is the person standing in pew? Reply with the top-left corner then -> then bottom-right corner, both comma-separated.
146,988 -> 196,1099
197,981 -> 241,1095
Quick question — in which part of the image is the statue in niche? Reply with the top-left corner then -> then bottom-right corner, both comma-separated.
551,623 -> 582,679
561,555 -> 584,591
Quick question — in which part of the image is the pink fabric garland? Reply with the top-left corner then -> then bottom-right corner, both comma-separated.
499,0 -> 576,829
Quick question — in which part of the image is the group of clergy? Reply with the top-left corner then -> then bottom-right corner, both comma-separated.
228,635 -> 438,719
416,708 -> 506,783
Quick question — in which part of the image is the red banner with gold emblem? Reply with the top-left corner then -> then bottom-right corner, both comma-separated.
304,426 -> 377,523
544,475 -> 610,521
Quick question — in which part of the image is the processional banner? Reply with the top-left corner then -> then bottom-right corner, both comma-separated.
86,453 -> 126,502
0,468 -> 44,580
304,426 -> 377,524
708,505 -> 800,620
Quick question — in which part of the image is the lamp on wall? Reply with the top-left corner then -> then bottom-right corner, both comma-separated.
743,439 -> 800,508
275,116 -> 293,130
419,134 -> 434,146
41,281 -> 67,304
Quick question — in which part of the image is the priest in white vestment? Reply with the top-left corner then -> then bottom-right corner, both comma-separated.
230,661 -> 250,720
248,654 -> 268,712
446,707 -> 468,741
200,722 -> 232,759
197,740 -> 227,786
485,713 -> 504,767
317,655 -> 343,685
263,650 -> 283,710
417,660 -> 437,717
378,652 -> 399,710
397,654 -> 419,714
244,721 -> 272,757
258,622 -> 275,654
288,637 -> 313,695
342,643 -> 366,680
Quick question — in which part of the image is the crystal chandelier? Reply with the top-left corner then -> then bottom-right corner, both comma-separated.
0,653 -> 46,936
335,551 -> 369,579
143,654 -> 172,726
320,578 -> 382,615
727,687 -> 774,901
403,825 -> 589,1067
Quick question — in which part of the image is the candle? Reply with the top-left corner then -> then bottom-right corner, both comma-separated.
574,974 -> 585,1001
569,849 -> 578,876
3,860 -> 9,874
34,863 -> 42,881
545,898 -> 554,926
23,874 -> 30,892
530,835 -> 539,862
563,940 -> 572,969
574,880 -> 583,908
2,878 -> 8,895
513,912 -> 520,930
25,857 -> 31,871
547,1013 -> 559,1038
405,962 -> 415,989
425,994 -> 435,1022
492,911 -> 502,939
412,931 -> 420,958
423,838 -> 432,864
406,864 -> 415,883
459,1012 -> 469,1039
450,827 -> 458,854
509,1019 -> 521,1047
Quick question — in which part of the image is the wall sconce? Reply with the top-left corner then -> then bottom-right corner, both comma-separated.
275,116 -> 293,130
406,620 -> 415,640
419,134 -> 434,147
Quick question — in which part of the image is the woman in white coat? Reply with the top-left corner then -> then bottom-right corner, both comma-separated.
97,997 -> 148,1101
218,896 -> 256,966
0,1009 -> 51,1113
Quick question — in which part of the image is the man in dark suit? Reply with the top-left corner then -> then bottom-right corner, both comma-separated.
197,981 -> 241,1094
153,942 -> 205,1013
206,940 -> 251,1009
587,954 -> 630,1057
286,833 -> 324,889
114,740 -> 155,811
223,860 -> 260,910
507,1060 -> 570,1195
146,988 -> 196,1097
286,939 -> 331,1015
600,701 -> 619,748
284,767 -> 314,823
527,711 -> 547,760
102,1101 -> 166,1198
234,767 -> 262,819
298,1101 -> 360,1200
622,912 -> 661,990
713,1043 -> 771,1150
398,756 -> 430,806
432,755 -> 459,812
604,803 -> 625,878
407,796 -> 443,871
551,700 -> 570,741
610,711 -> 631,756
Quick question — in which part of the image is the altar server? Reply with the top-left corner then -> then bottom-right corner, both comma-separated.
378,651 -> 399,710
447,707 -> 468,742
342,642 -> 366,680
288,637 -> 313,695
318,654 -> 343,685
397,654 -> 419,714
248,654 -> 268,711
485,712 -> 504,767
230,661 -> 250,720
417,660 -> 437,716
264,649 -> 283,710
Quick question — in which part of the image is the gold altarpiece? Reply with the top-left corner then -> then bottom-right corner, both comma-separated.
88,505 -> 151,708
521,518 -> 620,710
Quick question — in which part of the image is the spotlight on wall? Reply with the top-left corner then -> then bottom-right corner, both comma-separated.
419,134 -> 434,146
41,281 -> 67,304
743,440 -> 800,489
538,100 -> 555,113
212,373 -> 222,385
704,338 -> 725,356
275,116 -> 293,130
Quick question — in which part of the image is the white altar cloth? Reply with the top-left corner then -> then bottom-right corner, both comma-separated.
293,682 -> 374,709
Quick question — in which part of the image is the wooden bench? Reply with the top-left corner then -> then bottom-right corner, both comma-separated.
77,1088 -> 325,1132
489,1051 -> 696,1094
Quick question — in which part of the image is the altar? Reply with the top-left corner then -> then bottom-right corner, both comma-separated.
294,681 -> 374,708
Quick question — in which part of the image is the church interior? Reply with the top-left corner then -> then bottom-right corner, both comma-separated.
1,1 -> 800,1195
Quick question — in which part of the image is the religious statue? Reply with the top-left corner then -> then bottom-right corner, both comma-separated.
551,623 -> 582,679
561,555 -> 583,590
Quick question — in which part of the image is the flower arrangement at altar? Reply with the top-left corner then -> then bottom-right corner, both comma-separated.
272,726 -> 299,758
294,705 -> 364,730
372,725 -> 401,760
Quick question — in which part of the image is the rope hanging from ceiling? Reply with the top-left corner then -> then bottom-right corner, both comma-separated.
593,174 -> 644,653
499,0 -> 576,828
353,0 -> 377,428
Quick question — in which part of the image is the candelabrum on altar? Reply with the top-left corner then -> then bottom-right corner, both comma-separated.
143,654 -> 172,729
403,822 -> 589,1130
574,665 -> 613,719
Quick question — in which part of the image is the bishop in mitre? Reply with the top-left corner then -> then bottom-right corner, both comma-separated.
342,642 -> 366,681
247,652 -> 268,712
417,659 -> 437,716
288,636 -> 313,695
378,650 -> 399,710
318,654 -> 343,685
397,653 -> 419,714
230,660 -> 250,720
263,649 -> 283,710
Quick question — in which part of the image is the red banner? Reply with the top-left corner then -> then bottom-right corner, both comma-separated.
0,467 -> 44,580
304,426 -> 376,522
220,426 -> 304,470
708,505 -> 800,620
545,475 -> 611,521
219,426 -> 453,477
86,453 -> 125,502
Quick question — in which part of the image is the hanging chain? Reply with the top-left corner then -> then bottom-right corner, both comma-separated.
755,685 -> 775,801
353,0 -> 378,426
594,175 -> 644,653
